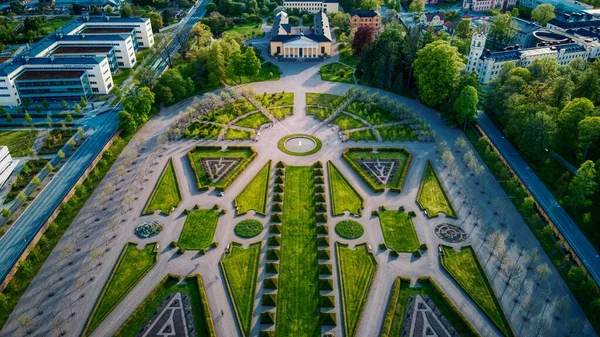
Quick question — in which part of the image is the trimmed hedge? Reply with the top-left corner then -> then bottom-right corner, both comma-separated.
266,262 -> 279,274
263,278 -> 278,289
319,263 -> 333,275
260,311 -> 275,324
262,293 -> 277,306
317,236 -> 330,247
319,279 -> 333,290
316,225 -> 329,234
187,146 -> 257,192
320,312 -> 337,326
268,235 -> 281,247
266,249 -> 280,261
269,224 -> 282,234
320,295 -> 335,308
319,249 -> 331,260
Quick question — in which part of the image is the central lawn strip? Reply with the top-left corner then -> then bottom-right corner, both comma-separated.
377,210 -> 420,252
440,245 -> 513,337
306,93 -> 340,106
142,158 -> 182,215
327,161 -> 363,216
187,146 -> 256,191
0,130 -> 38,157
84,242 -> 158,336
276,166 -> 320,337
221,242 -> 261,337
342,147 -> 412,192
115,274 -> 216,337
381,277 -> 480,337
336,243 -> 377,337
416,161 -> 456,218
235,160 -> 271,215
177,208 -> 220,250
234,112 -> 271,129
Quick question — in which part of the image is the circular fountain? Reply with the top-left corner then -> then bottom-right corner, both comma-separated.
278,134 -> 322,156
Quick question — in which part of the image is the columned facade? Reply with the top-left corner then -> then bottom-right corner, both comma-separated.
282,46 -> 319,58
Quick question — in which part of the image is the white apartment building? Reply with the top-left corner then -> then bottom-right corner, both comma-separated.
67,16 -> 155,49
282,0 -> 339,13
0,147 -> 16,188
467,33 -> 590,83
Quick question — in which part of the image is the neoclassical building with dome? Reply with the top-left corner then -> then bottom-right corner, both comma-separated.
269,11 -> 332,59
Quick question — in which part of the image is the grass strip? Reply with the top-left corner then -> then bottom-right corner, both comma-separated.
177,208 -> 220,250
377,210 -> 420,252
327,161 -> 363,216
142,158 -> 182,215
235,161 -> 271,215
416,161 -> 456,218
336,243 -> 377,337
83,242 -> 158,336
220,242 -> 261,337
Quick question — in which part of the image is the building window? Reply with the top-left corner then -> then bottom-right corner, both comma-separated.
92,88 -> 99,93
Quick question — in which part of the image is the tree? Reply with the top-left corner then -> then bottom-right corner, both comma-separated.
578,116 -> 600,158
24,111 -> 32,124
0,293 -> 10,311
361,0 -> 380,10
4,112 -> 11,123
74,104 -> 81,113
413,40 -> 464,107
79,97 -> 87,108
148,12 -> 163,32
531,4 -> 555,25
206,42 -> 226,86
17,192 -> 26,202
455,19 -> 472,39
511,7 -> 519,17
488,13 -> 516,46
330,12 -> 350,31
57,149 -> 65,159
535,263 -> 552,284
567,160 -> 598,210
408,0 -> 424,12
65,113 -> 73,123
120,3 -> 133,17
509,112 -> 556,163
32,176 -> 40,186
243,48 -> 261,80
134,67 -> 155,88
352,26 -> 376,55
382,9 -> 398,24
227,50 -> 247,84
118,111 -> 137,134
122,87 -> 155,126
453,85 -> 478,130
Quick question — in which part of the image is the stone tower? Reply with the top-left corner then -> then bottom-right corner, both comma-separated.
467,33 -> 486,72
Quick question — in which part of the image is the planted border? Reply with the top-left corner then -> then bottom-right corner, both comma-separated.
335,243 -> 378,337
440,245 -> 513,337
341,147 -> 412,193
220,242 -> 261,337
277,134 -> 322,156
142,158 -> 182,215
187,146 -> 257,192
327,161 -> 364,216
83,242 -> 158,336
234,160 -> 271,215
416,160 -> 456,218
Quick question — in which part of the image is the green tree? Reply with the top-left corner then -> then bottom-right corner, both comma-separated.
42,99 -> 50,110
4,112 -> 12,122
61,100 -> 68,110
24,111 -> 32,124
79,97 -> 87,108
455,19 -> 472,39
65,113 -> 73,123
148,12 -> 164,32
488,13 -> 516,46
511,7 -> 519,17
330,12 -> 350,31
531,4 -> 555,25
74,104 -> 81,113
567,160 -> 598,210
413,40 -> 464,107
122,87 -> 155,126
453,85 -> 478,130
243,48 -> 261,80
134,67 -> 155,88
578,116 -> 600,159
227,50 -> 246,83
206,42 -> 226,85
512,112 -> 556,162
118,110 -> 137,134
361,0 -> 380,10
0,292 -> 10,311
408,0 -> 424,12
557,97 -> 595,155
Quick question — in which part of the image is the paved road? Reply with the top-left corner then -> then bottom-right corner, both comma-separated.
0,108 -> 119,283
477,112 -> 600,285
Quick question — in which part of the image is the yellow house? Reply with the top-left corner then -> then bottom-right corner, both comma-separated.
269,11 -> 332,58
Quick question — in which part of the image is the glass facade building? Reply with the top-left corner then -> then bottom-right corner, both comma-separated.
15,70 -> 93,103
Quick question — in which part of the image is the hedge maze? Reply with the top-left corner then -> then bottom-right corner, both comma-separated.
187,146 -> 256,191
342,147 -> 412,192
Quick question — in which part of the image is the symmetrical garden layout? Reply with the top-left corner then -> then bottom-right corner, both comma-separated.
34,87 -> 592,337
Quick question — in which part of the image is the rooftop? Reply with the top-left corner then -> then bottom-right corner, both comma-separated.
548,12 -> 600,29
51,46 -> 113,54
29,33 -> 129,57
512,17 -> 542,34
16,70 -> 85,81
349,10 -> 379,17
0,56 -> 105,76
81,27 -> 134,34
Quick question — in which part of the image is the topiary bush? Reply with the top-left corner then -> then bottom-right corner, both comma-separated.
269,224 -> 281,233
273,193 -> 282,202
320,295 -> 335,308
408,211 -> 416,217
413,250 -> 421,258
318,249 -> 331,260
319,279 -> 333,290
317,237 -> 330,247
260,311 -> 275,324
271,203 -> 283,212
335,220 -> 364,239
234,219 -> 263,238
319,263 -> 333,275
320,312 -> 337,326
316,214 -> 327,223
316,225 -> 329,234
266,262 -> 279,274
266,249 -> 280,261
420,243 -> 428,251
379,243 -> 387,250
263,278 -> 278,289
268,235 -> 281,247
270,213 -> 282,223
389,250 -> 399,257
262,293 -> 277,306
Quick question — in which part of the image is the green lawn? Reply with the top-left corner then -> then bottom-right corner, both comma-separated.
306,106 -> 328,120
257,92 -> 294,107
306,93 -> 340,106
347,129 -> 377,141
327,161 -> 363,216
187,146 -> 256,190
234,219 -> 264,238
84,243 -> 157,336
381,277 -> 480,337
177,208 -> 220,250
221,242 -> 261,337
335,220 -> 364,239
343,148 -> 412,192
339,44 -> 360,68
441,245 -> 513,337
270,106 -> 294,120
332,113 -> 366,130
320,63 -> 354,84
226,62 -> 281,85
234,112 -> 271,129
336,243 -> 377,337
142,159 -> 182,215
202,99 -> 257,125
226,22 -> 264,39
346,101 -> 396,126
0,130 -> 38,157
377,211 -> 420,252
112,68 -> 132,87
115,275 -> 215,337
276,166 -> 320,337
377,124 -> 418,142
235,161 -> 271,215
416,161 -> 456,218
225,128 -> 255,140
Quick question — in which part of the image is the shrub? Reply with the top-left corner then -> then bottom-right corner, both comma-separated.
315,203 -> 327,212
270,213 -> 282,223
371,210 -> 379,216
412,250 -> 421,258
275,168 -> 284,176
268,235 -> 281,247
266,262 -> 279,274
389,250 -> 399,257
320,295 -> 335,308
269,224 -> 281,234
315,185 -> 325,193
266,249 -> 280,261
263,278 -> 278,289
320,312 -> 337,326
334,220 -> 364,239
319,249 -> 331,260
379,206 -> 387,212
315,194 -> 325,202
273,193 -> 282,202
234,219 -> 263,238
177,246 -> 186,254
379,243 -> 387,250
316,214 -> 328,223
316,225 -> 329,234
262,293 -> 277,306
319,263 -> 333,275
275,176 -> 284,184
408,211 -> 416,217
315,177 -> 324,184
260,311 -> 275,324
420,243 -> 428,251
314,168 -> 323,176
275,161 -> 285,168
271,203 -> 283,212
220,209 -> 226,215
210,241 -> 218,248
274,184 -> 283,192
317,237 -> 330,247
319,279 -> 333,290
170,241 -> 178,248
212,204 -> 219,210
313,162 -> 323,168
